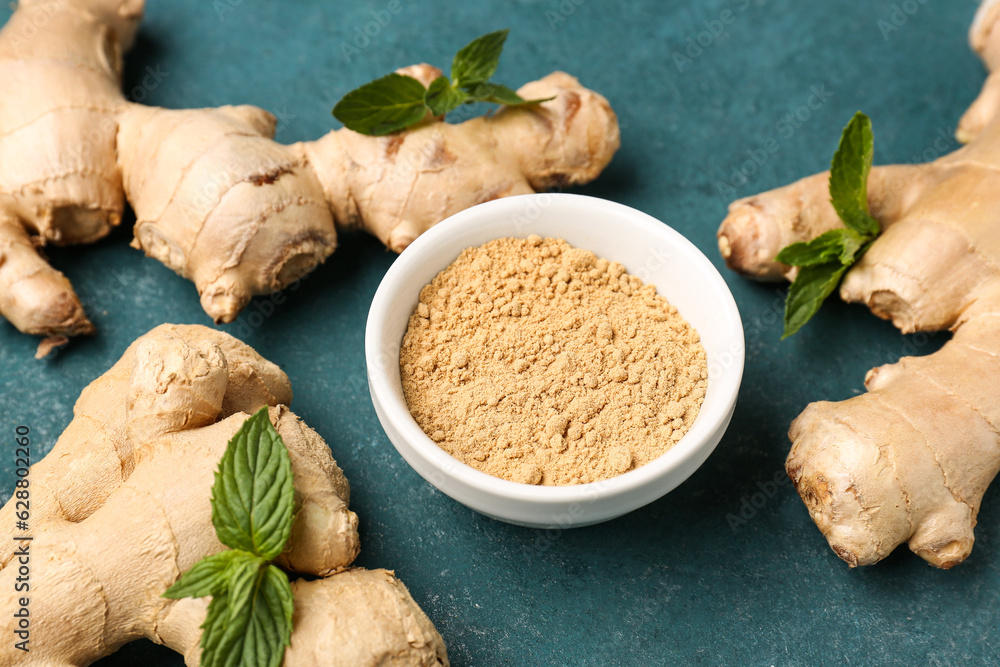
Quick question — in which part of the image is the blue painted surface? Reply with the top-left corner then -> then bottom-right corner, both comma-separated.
0,1 -> 996,665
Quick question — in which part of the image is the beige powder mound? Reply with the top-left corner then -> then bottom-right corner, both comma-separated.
400,235 -> 708,486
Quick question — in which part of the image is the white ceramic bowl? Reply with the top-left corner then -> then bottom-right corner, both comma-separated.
365,194 -> 744,528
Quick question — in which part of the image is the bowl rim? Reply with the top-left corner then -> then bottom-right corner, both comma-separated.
365,193 -> 744,506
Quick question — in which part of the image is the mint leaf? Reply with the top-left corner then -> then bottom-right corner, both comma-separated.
199,590 -> 233,667
199,560 -> 293,667
452,29 -> 508,85
185,556 -> 271,667
464,81 -> 523,104
829,112 -> 879,236
224,553 -> 265,619
256,565 -> 295,653
425,76 -> 469,116
782,261 -> 850,339
333,73 -> 428,136
775,230 -> 846,267
463,81 -> 554,107
164,550 -> 256,600
838,230 -> 868,264
211,407 -> 295,561
775,228 -> 866,268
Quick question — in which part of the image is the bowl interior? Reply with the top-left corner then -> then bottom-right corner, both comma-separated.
367,193 -> 744,505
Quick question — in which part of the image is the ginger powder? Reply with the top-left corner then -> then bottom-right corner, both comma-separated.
400,235 -> 708,486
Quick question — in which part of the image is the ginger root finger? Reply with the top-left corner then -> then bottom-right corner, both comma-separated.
271,406 -> 360,575
957,71 -> 1000,143
0,202 -> 93,338
0,323 -> 292,567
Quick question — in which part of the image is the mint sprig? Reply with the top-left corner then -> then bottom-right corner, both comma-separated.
777,111 -> 881,338
332,73 -> 429,138
164,407 -> 296,667
332,29 -> 554,136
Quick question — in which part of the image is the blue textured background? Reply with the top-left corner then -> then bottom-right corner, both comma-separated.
1,0 -> 997,664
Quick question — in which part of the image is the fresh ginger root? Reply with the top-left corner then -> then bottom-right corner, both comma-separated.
716,1 -> 1000,568
0,324 -> 448,665
0,0 -> 619,349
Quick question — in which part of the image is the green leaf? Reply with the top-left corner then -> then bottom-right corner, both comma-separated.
211,407 -> 295,561
829,111 -> 880,236
451,29 -> 508,86
782,261 -> 850,339
258,565 -> 295,650
425,76 -> 469,116
198,559 -> 293,667
463,81 -> 523,104
775,230 -> 845,267
775,228 -> 866,268
838,229 -> 867,264
199,590 -> 233,667
333,73 -> 428,136
163,550 -> 256,600
462,81 -> 554,107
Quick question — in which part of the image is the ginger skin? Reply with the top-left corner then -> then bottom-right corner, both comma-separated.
0,324 -> 448,665
716,0 -> 1000,568
0,1 -> 619,349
